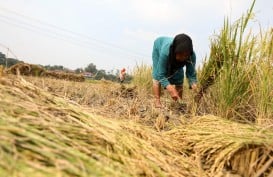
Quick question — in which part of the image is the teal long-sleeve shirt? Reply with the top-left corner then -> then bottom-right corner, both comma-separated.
152,37 -> 197,88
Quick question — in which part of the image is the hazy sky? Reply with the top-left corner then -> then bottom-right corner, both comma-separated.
0,0 -> 272,71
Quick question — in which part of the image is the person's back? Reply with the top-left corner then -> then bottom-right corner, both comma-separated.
153,37 -> 173,58
152,37 -> 173,83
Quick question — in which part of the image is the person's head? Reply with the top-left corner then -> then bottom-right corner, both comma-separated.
173,34 -> 193,62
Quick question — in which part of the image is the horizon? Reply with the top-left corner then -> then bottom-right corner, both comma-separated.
0,0 -> 272,72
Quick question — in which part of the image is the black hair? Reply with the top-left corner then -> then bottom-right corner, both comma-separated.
167,33 -> 193,76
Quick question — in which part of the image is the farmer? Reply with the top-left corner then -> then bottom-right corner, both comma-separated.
119,68 -> 126,83
152,33 -> 197,108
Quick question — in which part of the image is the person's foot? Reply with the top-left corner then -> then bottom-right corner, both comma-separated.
155,100 -> 162,108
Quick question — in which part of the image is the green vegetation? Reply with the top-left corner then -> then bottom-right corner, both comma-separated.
0,52 -> 22,68
196,0 -> 273,124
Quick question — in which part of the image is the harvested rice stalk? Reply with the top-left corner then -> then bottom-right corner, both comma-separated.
167,115 -> 273,176
0,75 -> 199,177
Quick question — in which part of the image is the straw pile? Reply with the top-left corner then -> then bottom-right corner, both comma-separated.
6,62 -> 45,76
167,116 -> 273,176
6,63 -> 85,82
42,70 -> 85,82
1,74 -> 273,176
0,75 -> 198,177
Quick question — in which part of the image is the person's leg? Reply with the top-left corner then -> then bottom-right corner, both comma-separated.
153,80 -> 162,108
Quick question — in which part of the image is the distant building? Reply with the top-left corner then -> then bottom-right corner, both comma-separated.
83,72 -> 93,78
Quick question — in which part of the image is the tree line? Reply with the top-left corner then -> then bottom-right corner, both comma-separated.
0,52 -> 132,82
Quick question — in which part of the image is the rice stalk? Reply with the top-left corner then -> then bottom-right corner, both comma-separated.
131,63 -> 153,93
166,115 -> 273,176
195,0 -> 256,104
251,28 -> 273,125
195,0 -> 273,124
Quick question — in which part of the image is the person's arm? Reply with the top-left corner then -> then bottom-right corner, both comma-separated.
186,52 -> 197,88
156,53 -> 170,88
156,54 -> 180,100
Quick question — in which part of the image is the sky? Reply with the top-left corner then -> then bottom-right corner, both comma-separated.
0,0 -> 272,72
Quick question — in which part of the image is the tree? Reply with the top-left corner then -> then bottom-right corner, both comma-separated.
75,68 -> 84,74
94,69 -> 105,80
0,52 -> 6,66
0,52 -> 21,67
6,58 -> 22,67
84,63 -> 97,73
0,52 -> 5,59
44,65 -> 65,71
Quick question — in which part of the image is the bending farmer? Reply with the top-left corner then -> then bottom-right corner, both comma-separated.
152,33 -> 197,108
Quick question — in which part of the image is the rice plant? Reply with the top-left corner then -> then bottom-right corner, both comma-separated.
196,0 -> 273,123
131,63 -> 153,93
251,28 -> 273,124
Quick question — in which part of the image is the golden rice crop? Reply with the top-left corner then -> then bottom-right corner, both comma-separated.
1,73 -> 273,177
167,115 -> 273,176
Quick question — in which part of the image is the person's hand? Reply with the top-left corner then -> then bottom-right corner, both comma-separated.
166,85 -> 180,101
191,83 -> 198,91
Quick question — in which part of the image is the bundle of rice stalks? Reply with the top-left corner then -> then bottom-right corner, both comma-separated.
167,115 -> 273,176
43,70 -> 85,82
6,63 -> 84,82
6,62 -> 45,76
0,75 -> 199,177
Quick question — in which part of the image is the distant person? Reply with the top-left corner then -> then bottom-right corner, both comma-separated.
119,68 -> 126,83
152,33 -> 197,108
